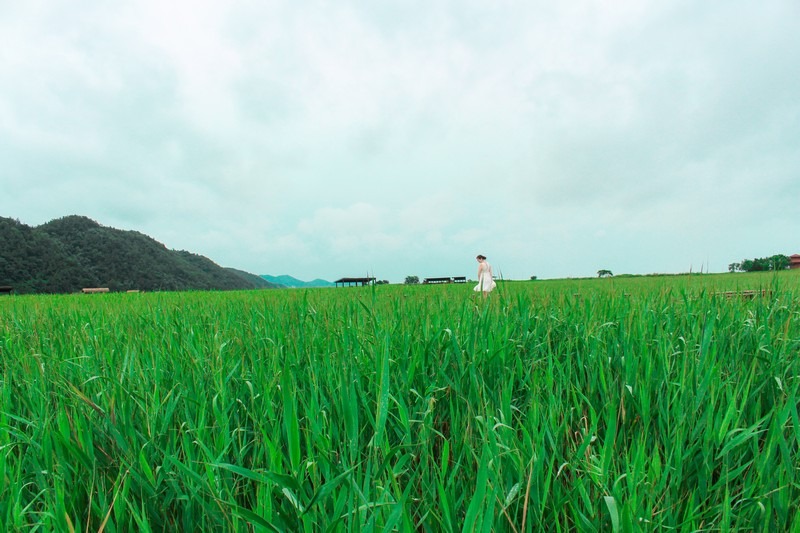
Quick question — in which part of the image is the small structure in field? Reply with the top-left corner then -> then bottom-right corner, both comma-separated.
790,254 -> 800,269
82,287 -> 110,294
334,277 -> 376,287
423,276 -> 467,284
0,286 -> 12,295
715,289 -> 773,300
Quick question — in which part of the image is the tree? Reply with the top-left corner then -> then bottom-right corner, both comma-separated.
530,275 -> 537,281
404,275 -> 419,284
597,269 -> 613,278
770,254 -> 790,270
735,255 -> 789,272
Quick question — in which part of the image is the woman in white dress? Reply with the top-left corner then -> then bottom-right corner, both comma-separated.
474,254 -> 497,296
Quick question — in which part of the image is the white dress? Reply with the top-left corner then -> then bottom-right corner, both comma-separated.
474,262 -> 497,292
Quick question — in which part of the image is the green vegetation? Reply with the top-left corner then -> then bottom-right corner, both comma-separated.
0,216 -> 275,293
1,271 -> 799,530
729,254 -> 790,273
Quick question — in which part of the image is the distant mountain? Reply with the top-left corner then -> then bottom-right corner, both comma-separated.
261,274 -> 334,288
0,215 -> 279,294
226,268 -> 278,288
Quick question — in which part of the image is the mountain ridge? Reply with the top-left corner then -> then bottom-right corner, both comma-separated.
0,215 -> 278,294
260,274 -> 334,288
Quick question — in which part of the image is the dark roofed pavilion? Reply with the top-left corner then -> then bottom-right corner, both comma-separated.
334,277 -> 376,287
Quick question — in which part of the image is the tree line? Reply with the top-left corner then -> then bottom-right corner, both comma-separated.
729,254 -> 790,273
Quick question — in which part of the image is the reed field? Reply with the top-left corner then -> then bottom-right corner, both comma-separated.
1,270 -> 799,531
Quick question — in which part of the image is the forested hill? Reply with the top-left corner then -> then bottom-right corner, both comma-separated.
0,215 -> 278,294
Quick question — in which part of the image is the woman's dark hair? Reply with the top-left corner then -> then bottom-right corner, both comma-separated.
476,254 -> 487,260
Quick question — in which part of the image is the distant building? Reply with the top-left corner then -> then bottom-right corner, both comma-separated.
422,276 -> 467,284
790,254 -> 800,269
334,277 -> 375,287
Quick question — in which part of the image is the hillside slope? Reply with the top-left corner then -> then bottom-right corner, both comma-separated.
0,215 -> 277,294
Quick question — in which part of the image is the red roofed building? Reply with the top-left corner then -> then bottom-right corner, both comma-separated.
790,254 -> 800,269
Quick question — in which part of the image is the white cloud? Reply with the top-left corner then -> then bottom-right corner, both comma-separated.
1,0 -> 798,282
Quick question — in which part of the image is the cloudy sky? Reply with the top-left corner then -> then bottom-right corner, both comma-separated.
2,1 -> 798,282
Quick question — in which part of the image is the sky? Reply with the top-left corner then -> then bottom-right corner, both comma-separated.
2,1 -> 798,283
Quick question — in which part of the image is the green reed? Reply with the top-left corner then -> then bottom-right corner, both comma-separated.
0,270 -> 798,531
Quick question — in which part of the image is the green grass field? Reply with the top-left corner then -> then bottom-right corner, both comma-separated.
1,270 -> 799,531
